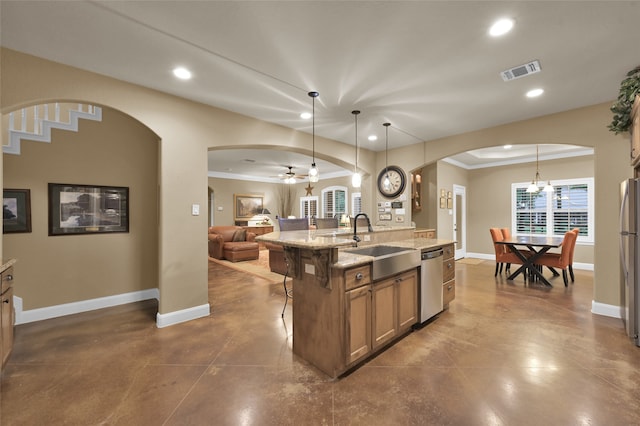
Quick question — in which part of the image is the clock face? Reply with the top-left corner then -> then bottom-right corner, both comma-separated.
377,166 -> 406,198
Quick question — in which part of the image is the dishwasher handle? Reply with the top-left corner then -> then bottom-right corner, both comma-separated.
421,248 -> 443,260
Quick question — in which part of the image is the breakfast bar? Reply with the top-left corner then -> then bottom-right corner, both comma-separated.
257,226 -> 455,378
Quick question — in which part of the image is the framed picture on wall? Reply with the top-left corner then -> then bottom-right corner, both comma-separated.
3,189 -> 32,233
234,194 -> 263,221
48,183 -> 129,236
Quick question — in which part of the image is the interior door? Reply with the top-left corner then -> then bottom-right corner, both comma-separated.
453,184 -> 466,260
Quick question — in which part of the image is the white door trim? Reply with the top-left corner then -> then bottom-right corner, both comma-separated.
453,184 -> 466,260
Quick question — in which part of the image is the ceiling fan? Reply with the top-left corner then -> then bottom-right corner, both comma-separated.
273,166 -> 307,183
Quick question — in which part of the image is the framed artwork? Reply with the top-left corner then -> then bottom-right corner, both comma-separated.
3,189 -> 32,233
234,194 -> 264,221
48,183 -> 129,236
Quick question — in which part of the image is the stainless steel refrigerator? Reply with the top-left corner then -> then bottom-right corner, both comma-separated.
619,178 -> 640,346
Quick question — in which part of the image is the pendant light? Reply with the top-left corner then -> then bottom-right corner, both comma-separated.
351,110 -> 361,188
383,123 -> 391,190
308,91 -> 320,183
526,145 -> 553,193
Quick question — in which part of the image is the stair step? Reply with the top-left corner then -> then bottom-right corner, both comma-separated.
4,103 -> 102,155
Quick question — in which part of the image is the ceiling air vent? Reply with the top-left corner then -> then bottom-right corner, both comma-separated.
500,60 -> 541,82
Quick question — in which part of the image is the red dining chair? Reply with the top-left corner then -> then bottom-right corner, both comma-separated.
500,228 -> 513,272
534,230 -> 578,286
568,228 -> 579,282
490,228 -> 526,277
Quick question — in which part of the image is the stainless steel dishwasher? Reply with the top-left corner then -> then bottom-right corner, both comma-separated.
419,248 -> 444,324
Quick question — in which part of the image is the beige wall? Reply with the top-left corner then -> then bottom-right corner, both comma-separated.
3,108 -> 159,310
436,161 -> 469,240
465,155 -> 594,264
1,47 -> 633,321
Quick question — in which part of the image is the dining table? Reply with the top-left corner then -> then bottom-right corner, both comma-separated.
495,235 -> 565,286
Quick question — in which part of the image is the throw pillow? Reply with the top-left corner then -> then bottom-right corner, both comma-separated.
232,229 -> 246,242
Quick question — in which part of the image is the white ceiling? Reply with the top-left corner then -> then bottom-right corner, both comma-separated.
0,1 -> 630,180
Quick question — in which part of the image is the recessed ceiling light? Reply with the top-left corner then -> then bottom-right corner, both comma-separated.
504,144 -> 512,149
368,135 -> 378,142
526,88 -> 544,98
489,18 -> 514,37
173,67 -> 192,80
300,112 -> 312,119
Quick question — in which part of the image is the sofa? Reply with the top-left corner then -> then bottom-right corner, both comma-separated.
208,226 -> 259,262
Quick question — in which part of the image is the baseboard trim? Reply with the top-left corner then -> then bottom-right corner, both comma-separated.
14,288 -> 160,325
592,301 -> 621,319
463,252 -> 594,271
156,304 -> 211,328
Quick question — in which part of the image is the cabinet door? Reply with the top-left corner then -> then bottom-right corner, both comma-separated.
1,286 -> 14,368
397,271 -> 418,333
346,285 -> 371,365
372,278 -> 397,349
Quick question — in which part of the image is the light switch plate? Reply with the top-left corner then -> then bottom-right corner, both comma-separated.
192,204 -> 200,216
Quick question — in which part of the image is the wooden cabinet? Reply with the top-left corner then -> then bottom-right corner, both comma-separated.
1,266 -> 15,370
414,229 -> 436,239
632,95 -> 640,167
442,244 -> 456,308
348,268 -> 417,363
397,270 -> 418,332
346,285 -> 372,365
243,225 -> 273,236
372,277 -> 397,349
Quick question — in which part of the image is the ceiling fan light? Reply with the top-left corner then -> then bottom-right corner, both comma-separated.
352,172 -> 361,188
543,181 -> 554,192
308,163 -> 319,183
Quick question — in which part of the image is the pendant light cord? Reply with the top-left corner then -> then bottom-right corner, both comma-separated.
352,110 -> 360,172
311,92 -> 317,164
384,123 -> 391,174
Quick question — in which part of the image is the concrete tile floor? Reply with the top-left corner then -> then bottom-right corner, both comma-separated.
1,260 -> 639,425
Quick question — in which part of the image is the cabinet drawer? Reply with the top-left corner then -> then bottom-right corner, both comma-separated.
345,265 -> 371,290
443,259 -> 455,282
443,280 -> 455,305
1,267 -> 14,294
443,244 -> 454,260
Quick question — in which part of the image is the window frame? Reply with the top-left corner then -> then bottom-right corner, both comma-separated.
322,186 -> 348,219
511,177 -> 594,244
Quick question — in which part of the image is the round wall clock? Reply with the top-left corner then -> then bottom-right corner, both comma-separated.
377,165 -> 406,198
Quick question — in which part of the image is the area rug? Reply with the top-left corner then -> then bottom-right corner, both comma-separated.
209,249 -> 287,283
457,258 -> 486,265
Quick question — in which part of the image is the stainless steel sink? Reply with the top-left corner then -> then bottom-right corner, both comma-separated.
344,245 -> 420,280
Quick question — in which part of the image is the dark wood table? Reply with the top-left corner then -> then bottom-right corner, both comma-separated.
496,236 -> 564,286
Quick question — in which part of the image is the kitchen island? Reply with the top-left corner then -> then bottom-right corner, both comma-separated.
257,227 -> 454,378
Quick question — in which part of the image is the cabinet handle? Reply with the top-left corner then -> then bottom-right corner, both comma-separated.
447,263 -> 453,269
2,299 -> 8,304
448,285 -> 453,291
355,272 -> 364,280
5,274 -> 13,281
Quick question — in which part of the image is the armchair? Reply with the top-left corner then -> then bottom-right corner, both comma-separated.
208,226 -> 259,262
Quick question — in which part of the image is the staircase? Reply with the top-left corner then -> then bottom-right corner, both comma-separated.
4,103 -> 102,155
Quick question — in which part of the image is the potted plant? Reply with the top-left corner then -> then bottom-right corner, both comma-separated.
609,65 -> 640,134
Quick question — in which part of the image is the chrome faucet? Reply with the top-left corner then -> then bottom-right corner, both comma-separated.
353,213 -> 373,243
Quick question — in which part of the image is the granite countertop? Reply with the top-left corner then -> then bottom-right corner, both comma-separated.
255,225 -> 415,250
257,226 -> 454,270
0,258 -> 17,274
